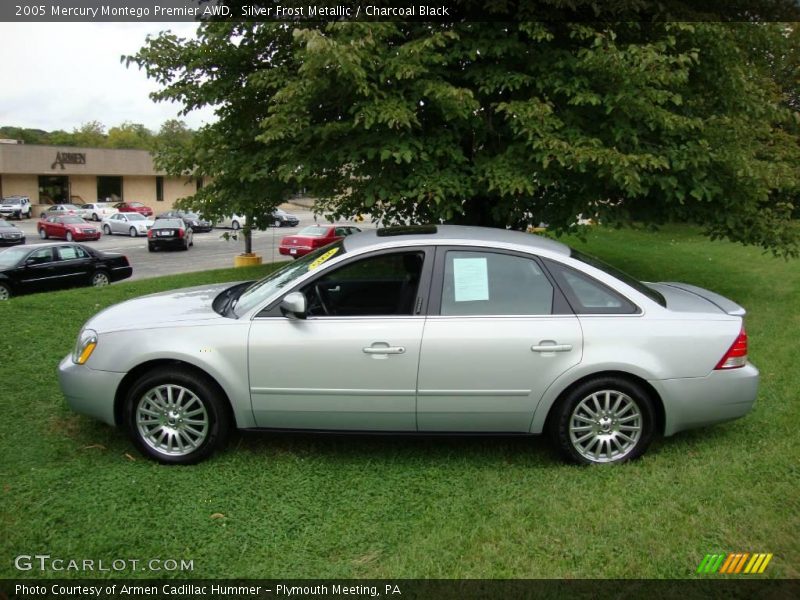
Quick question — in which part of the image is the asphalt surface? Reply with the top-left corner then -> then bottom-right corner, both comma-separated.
6,210 -> 373,281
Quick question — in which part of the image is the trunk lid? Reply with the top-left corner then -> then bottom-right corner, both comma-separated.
648,282 -> 746,316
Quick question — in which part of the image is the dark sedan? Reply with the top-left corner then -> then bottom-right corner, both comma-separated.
0,242 -> 132,300
156,210 -> 213,233
271,208 -> 299,227
0,219 -> 25,246
147,218 -> 194,252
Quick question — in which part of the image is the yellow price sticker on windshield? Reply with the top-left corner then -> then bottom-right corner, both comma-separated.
308,247 -> 340,271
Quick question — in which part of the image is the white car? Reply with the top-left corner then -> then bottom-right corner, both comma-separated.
0,196 -> 32,220
79,203 -> 116,222
101,212 -> 154,237
216,214 -> 246,230
59,225 -> 758,465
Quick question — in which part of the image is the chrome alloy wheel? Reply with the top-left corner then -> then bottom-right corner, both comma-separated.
136,384 -> 209,457
568,390 -> 642,463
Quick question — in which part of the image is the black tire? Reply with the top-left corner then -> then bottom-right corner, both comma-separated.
231,220 -> 240,231
103,224 -> 111,235
0,282 -> 11,300
548,376 -> 656,465
39,228 -> 47,239
125,366 -> 231,465
129,227 -> 138,237
148,244 -> 155,252
66,231 -> 74,242
92,213 -> 100,221
91,270 -> 110,287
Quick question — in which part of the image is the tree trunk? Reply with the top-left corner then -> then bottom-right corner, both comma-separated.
244,226 -> 253,254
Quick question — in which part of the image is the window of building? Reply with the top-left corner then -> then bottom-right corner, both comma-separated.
97,176 -> 122,202
156,176 -> 164,202
441,250 -> 554,316
38,175 -> 69,204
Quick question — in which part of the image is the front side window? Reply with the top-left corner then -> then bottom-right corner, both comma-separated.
441,251 -> 554,316
301,251 -> 425,317
27,248 -> 54,265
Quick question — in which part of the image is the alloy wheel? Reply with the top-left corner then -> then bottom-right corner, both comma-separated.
568,390 -> 642,463
136,384 -> 210,457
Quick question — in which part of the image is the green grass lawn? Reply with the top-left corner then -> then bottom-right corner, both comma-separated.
1,225 -> 798,579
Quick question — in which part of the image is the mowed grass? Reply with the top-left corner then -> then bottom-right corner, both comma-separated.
0,225 -> 798,579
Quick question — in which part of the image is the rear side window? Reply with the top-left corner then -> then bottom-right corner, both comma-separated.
545,259 -> 639,314
441,251 -> 554,316
57,245 -> 88,260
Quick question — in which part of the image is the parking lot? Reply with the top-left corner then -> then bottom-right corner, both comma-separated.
7,208 -> 373,280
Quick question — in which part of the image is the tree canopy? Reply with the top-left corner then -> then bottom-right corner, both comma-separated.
127,18 -> 800,256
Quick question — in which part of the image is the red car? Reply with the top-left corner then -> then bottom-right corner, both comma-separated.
38,216 -> 102,242
279,225 -> 361,258
114,201 -> 153,217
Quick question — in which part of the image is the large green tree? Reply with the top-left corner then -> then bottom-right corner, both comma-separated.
128,17 -> 800,256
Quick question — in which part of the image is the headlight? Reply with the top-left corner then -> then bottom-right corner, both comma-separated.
72,328 -> 98,365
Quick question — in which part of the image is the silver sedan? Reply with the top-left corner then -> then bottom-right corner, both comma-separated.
58,225 -> 758,465
101,212 -> 153,237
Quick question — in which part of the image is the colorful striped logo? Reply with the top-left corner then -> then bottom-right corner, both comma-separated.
697,552 -> 773,574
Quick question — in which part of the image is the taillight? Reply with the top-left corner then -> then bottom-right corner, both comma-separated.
177,228 -> 184,238
147,229 -> 153,238
715,327 -> 748,370
312,237 -> 325,247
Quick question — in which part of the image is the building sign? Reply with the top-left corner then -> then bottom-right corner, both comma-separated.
51,151 -> 86,170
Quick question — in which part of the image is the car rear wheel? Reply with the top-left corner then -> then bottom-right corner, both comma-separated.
92,213 -> 99,221
125,367 -> 230,464
0,283 -> 10,300
231,220 -> 240,230
39,229 -> 47,239
274,219 -> 281,227
148,244 -> 155,252
129,227 -> 138,237
66,231 -> 74,242
549,376 -> 656,465
91,271 -> 110,287
103,224 -> 111,235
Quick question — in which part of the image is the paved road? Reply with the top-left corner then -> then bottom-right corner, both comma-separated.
8,210 -> 373,281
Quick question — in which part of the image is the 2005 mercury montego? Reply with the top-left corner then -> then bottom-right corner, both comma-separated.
59,225 -> 758,465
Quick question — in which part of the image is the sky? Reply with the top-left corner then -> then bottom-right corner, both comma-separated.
0,22 -> 216,133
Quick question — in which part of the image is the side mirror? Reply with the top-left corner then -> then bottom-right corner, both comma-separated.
280,292 -> 307,319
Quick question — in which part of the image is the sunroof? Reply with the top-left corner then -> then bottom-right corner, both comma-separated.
376,225 -> 438,237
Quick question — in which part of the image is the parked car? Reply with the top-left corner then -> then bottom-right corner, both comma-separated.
102,213 -> 154,237
79,202 -> 116,222
0,219 -> 25,246
41,204 -> 81,218
279,224 -> 361,258
217,214 -> 246,230
114,201 -> 153,217
271,208 -> 299,227
0,196 -> 32,220
156,210 -> 213,233
38,216 -> 102,242
0,242 -> 131,300
147,218 -> 194,252
58,225 -> 758,465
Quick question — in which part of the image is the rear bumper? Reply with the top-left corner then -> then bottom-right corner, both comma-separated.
653,363 -> 759,436
58,355 -> 125,426
149,238 -> 185,249
110,265 -> 133,282
279,245 -> 312,256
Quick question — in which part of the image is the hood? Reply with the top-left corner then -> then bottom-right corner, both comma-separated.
86,283 -> 235,333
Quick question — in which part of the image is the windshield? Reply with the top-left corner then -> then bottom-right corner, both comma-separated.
232,241 -> 346,317
3,198 -> 21,205
298,225 -> 328,236
129,202 -> 144,207
0,219 -> 9,226
570,249 -> 666,307
0,247 -> 29,268
155,219 -> 182,228
127,213 -> 146,221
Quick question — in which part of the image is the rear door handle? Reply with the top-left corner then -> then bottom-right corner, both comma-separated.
531,343 -> 573,353
363,345 -> 406,355
326,285 -> 341,293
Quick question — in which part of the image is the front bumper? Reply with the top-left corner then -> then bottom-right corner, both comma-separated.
58,355 -> 126,427
653,363 -> 760,436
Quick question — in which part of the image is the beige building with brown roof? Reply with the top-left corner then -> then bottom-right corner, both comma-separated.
0,142 -> 201,216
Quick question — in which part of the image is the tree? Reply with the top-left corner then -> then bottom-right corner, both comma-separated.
69,121 -> 107,148
106,122 -> 154,150
127,15 -> 800,256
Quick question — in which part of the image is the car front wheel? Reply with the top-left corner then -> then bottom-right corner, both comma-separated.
0,282 -> 10,300
129,227 -> 138,237
549,376 -> 656,465
125,367 -> 230,464
103,224 -> 111,235
66,231 -> 74,242
39,229 -> 47,239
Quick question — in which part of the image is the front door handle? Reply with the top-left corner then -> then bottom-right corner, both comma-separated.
363,345 -> 406,355
531,343 -> 573,353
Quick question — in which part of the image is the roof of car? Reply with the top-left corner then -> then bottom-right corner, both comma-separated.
343,225 -> 570,256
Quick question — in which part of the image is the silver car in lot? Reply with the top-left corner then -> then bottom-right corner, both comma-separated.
101,212 -> 154,237
59,225 -> 758,465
